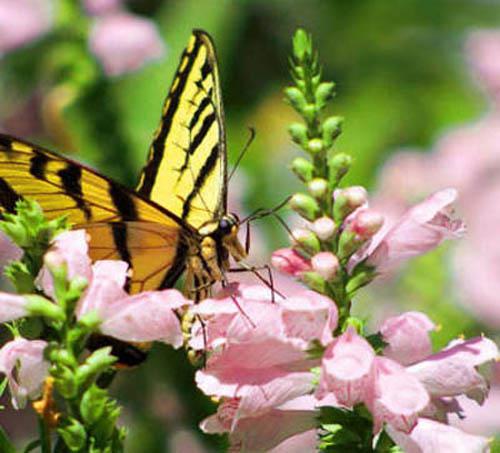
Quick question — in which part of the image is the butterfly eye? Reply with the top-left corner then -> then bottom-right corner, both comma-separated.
219,218 -> 233,235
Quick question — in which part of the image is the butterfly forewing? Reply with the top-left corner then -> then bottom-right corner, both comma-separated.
137,30 -> 227,230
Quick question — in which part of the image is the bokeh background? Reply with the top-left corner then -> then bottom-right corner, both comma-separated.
1,0 -> 500,451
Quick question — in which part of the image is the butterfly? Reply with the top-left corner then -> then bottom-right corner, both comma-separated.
0,29 -> 246,307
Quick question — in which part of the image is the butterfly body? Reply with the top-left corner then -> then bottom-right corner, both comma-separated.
0,29 -> 246,301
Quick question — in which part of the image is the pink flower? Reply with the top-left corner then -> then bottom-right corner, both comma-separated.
0,338 -> 48,409
0,0 -> 53,55
367,357 -> 429,433
380,311 -> 436,365
467,29 -> 500,101
407,336 -> 498,404
76,260 -> 190,347
83,0 -> 122,15
386,417 -> 490,453
365,189 -> 465,273
316,326 -> 375,406
348,209 -> 385,239
201,397 -> 318,452
272,248 -> 311,276
89,12 -> 165,76
0,231 -> 22,272
0,293 -> 29,322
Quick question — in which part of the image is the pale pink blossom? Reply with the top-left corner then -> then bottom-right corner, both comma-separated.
467,29 -> 500,101
0,293 -> 29,322
0,0 -> 53,55
365,189 -> 465,273
386,417 -> 490,453
271,248 -> 311,276
0,231 -> 22,271
367,357 -> 429,433
83,0 -> 122,15
408,337 -> 498,404
311,216 -> 336,240
316,326 -> 375,406
0,338 -> 48,409
311,251 -> 339,281
335,186 -> 368,210
89,12 -> 165,76
381,311 -> 436,365
348,209 -> 384,239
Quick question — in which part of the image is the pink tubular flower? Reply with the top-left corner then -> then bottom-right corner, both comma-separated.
191,284 -> 337,447
0,338 -> 48,409
0,293 -> 30,322
83,0 -> 122,15
89,12 -> 165,76
386,417 -> 490,453
0,0 -> 53,55
367,357 -> 429,433
365,188 -> 465,273
380,311 -> 436,365
0,231 -> 22,271
316,326 -> 375,406
407,336 -> 498,404
272,248 -> 311,276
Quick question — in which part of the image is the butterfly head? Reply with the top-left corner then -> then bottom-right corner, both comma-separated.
218,213 -> 246,262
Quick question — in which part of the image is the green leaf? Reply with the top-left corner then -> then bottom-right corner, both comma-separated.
374,429 -> 402,452
0,427 -> 17,453
490,435 -> 500,453
23,439 -> 41,453
81,385 -> 108,426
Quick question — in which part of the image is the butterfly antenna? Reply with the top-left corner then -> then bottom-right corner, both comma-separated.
228,127 -> 256,182
241,196 -> 291,224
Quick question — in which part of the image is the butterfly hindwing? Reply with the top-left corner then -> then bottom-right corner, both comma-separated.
137,30 -> 227,230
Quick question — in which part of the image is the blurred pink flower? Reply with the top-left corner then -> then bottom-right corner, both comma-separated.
316,326 -> 375,406
0,338 -> 48,409
0,0 -> 53,55
364,189 -> 465,273
386,417 -> 490,453
0,231 -> 21,271
89,12 -> 165,76
467,29 -> 500,102
83,0 -> 122,15
381,311 -> 436,365
367,357 -> 429,433
271,248 -> 311,277
0,293 -> 30,322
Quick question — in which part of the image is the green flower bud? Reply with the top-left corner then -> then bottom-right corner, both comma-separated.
302,103 -> 317,124
308,178 -> 329,199
346,267 -> 376,294
81,385 -> 108,426
291,228 -> 321,255
25,295 -> 65,322
288,122 -> 309,147
290,193 -> 320,221
307,138 -> 324,154
292,29 -> 312,62
284,86 -> 307,112
343,317 -> 364,334
75,347 -> 117,388
49,348 -> 77,368
52,366 -> 78,398
315,82 -> 335,110
333,186 -> 367,222
337,230 -> 365,260
322,116 -> 343,148
291,157 -> 314,182
300,271 -> 327,293
57,417 -> 87,451
327,152 -> 352,188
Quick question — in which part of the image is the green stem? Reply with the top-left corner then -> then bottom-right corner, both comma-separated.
38,417 -> 51,453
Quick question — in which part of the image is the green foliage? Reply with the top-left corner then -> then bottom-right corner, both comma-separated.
0,426 -> 16,453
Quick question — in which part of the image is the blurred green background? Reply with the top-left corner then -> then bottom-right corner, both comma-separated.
1,0 -> 499,451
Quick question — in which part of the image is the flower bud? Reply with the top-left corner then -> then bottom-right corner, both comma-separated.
271,248 -> 311,276
308,178 -> 329,199
333,186 -> 368,222
290,193 -> 320,221
288,122 -> 308,147
25,295 -> 65,322
312,216 -> 337,240
315,82 -> 335,109
302,103 -> 317,124
58,417 -> 87,451
293,29 -> 312,62
322,116 -> 343,148
350,209 -> 384,239
291,157 -> 314,182
284,86 -> 307,111
300,271 -> 327,293
291,228 -> 321,255
307,138 -> 324,154
311,252 -> 339,281
337,230 -> 365,260
327,152 -> 352,187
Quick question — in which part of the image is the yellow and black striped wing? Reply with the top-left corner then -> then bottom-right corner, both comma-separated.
0,134 -> 188,292
137,30 -> 227,230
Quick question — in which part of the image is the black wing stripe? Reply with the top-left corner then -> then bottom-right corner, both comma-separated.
182,144 -> 219,219
188,90 -> 212,130
109,184 -> 138,221
159,240 -> 188,289
0,177 -> 22,213
57,164 -> 92,221
138,36 -> 203,198
29,152 -> 49,180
